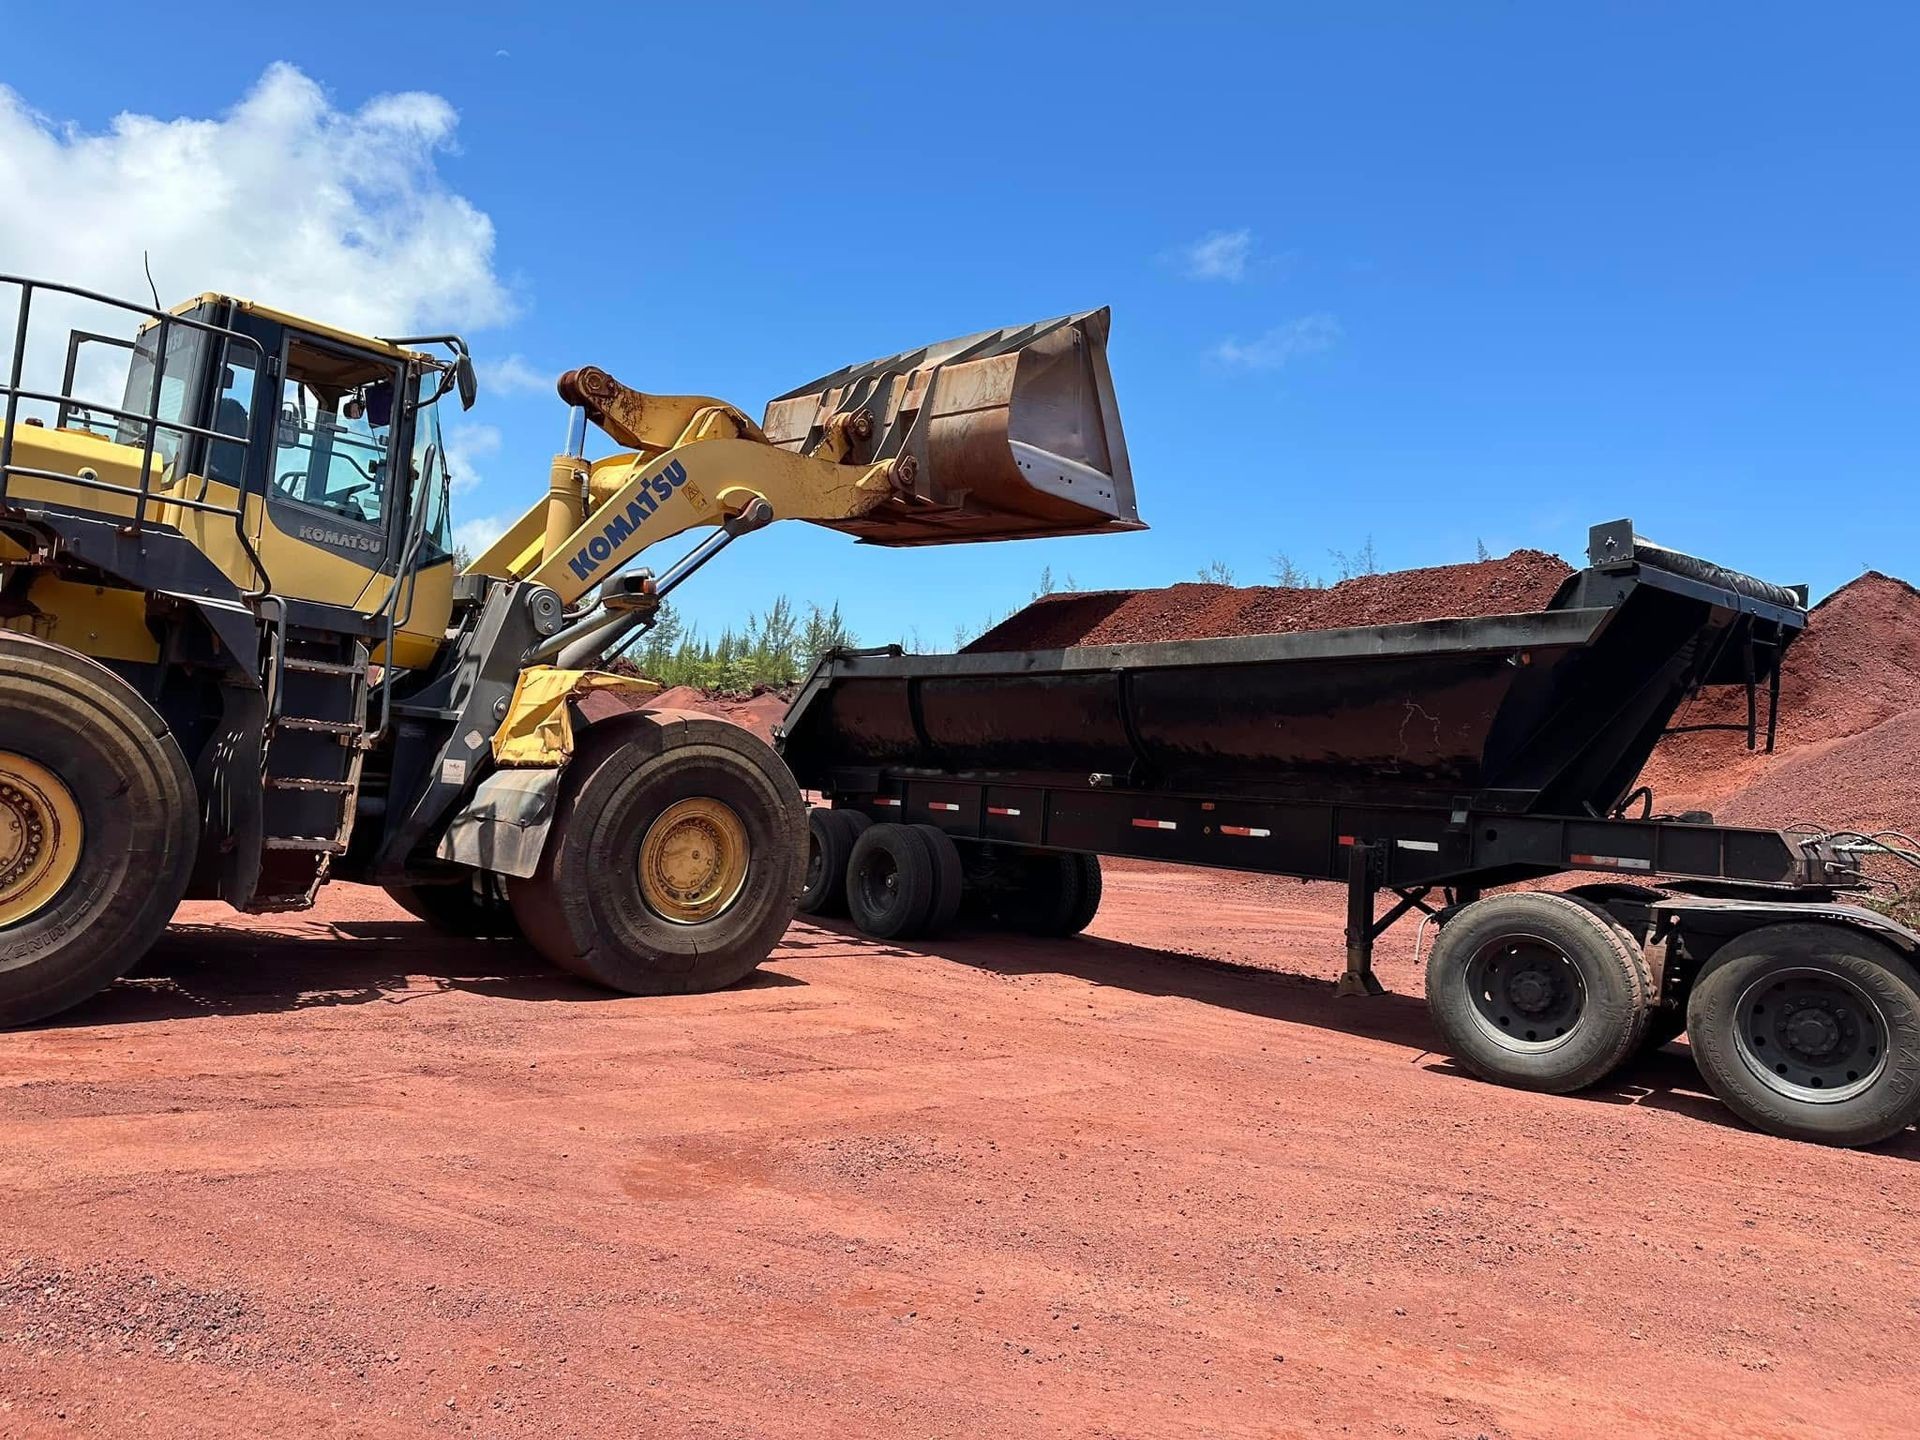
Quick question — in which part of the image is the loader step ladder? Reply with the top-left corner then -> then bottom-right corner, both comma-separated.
252,638 -> 370,911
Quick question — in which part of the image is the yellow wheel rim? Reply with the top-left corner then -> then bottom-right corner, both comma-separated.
637,797 -> 750,926
0,752 -> 83,928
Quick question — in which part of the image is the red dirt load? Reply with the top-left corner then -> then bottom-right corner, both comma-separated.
964,550 -> 1574,651
1638,571 -> 1920,832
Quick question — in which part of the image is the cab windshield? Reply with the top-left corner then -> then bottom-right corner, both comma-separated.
409,371 -> 454,561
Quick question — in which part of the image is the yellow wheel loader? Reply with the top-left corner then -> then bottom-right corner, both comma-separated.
0,275 -> 1137,1024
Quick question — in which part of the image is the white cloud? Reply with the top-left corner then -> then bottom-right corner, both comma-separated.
1211,314 -> 1343,370
479,353 -> 552,397
0,63 -> 509,397
443,422 -> 501,495
1176,228 -> 1255,282
454,513 -> 513,559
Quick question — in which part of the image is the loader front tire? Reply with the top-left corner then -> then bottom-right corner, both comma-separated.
509,714 -> 805,995
0,633 -> 198,1027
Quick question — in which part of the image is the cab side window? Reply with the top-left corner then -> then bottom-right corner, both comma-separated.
205,346 -> 257,488
272,340 -> 399,528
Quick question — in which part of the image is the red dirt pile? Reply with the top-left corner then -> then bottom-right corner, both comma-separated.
1638,571 -> 1920,833
573,681 -> 794,745
963,550 -> 1574,651
645,684 -> 792,746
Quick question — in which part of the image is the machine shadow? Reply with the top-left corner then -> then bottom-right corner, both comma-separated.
855,919 -> 1920,1160
53,917 -> 804,1028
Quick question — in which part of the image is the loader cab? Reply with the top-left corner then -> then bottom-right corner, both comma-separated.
57,296 -> 462,597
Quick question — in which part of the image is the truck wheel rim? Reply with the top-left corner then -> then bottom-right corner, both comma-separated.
857,849 -> 900,915
1464,933 -> 1586,1053
804,828 -> 827,896
0,752 -> 83,928
1734,967 -> 1887,1104
638,797 -> 749,926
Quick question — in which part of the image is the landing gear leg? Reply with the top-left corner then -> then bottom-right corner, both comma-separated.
1337,841 -> 1387,997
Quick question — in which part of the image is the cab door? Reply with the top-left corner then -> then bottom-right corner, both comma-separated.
254,333 -> 408,610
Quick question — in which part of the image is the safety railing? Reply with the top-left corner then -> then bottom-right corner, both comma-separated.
0,274 -> 271,596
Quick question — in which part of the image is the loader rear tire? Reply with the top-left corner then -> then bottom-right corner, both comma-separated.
0,633 -> 197,1027
385,876 -> 520,939
509,714 -> 805,995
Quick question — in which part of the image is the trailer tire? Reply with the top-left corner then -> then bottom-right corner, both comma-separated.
384,876 -> 520,939
846,823 -> 938,940
799,809 -> 869,917
0,633 -> 198,1027
910,824 -> 965,936
1685,924 -> 1920,1147
509,714 -> 805,995
1425,892 -> 1650,1094
1063,853 -> 1103,935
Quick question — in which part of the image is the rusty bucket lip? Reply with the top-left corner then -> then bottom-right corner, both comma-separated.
763,306 -> 1142,548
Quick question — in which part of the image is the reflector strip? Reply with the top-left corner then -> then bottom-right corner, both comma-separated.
1571,853 -> 1652,871
1338,834 -> 1356,846
1131,819 -> 1178,831
874,798 -> 901,807
987,806 -> 1022,817
1220,825 -> 1271,839
928,801 -> 960,812
1396,839 -> 1440,853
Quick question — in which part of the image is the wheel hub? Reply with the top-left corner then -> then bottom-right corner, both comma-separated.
637,797 -> 750,926
0,752 -> 83,929
1465,936 -> 1587,1052
1508,969 -> 1556,1014
1735,969 -> 1886,1103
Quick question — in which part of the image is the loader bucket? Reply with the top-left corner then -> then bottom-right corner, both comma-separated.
762,308 -> 1144,546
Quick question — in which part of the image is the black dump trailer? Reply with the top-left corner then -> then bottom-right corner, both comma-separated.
778,521 -> 1920,1147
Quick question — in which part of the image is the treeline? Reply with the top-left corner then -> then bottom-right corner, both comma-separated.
616,596 -> 855,691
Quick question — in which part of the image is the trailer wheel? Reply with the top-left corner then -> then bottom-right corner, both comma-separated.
509,715 -> 805,995
1425,892 -> 1650,1094
798,809 -> 869,917
910,824 -> 965,935
1685,924 -> 1920,1147
0,633 -> 198,1027
846,823 -> 938,939
1063,853 -> 1103,934
384,875 -> 520,939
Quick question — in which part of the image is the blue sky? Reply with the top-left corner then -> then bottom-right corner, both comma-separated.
4,3 -> 1915,644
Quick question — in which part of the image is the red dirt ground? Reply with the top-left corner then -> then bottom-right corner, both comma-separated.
5,871 -> 1919,1439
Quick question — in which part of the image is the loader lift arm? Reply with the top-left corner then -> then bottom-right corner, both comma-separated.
466,365 -> 904,610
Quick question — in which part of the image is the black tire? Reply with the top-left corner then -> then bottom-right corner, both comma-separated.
846,823 -> 937,940
1006,852 -> 1086,936
1424,892 -> 1651,1094
1640,1006 -> 1687,1053
1061,853 -> 1103,936
0,633 -> 198,1026
1685,924 -> 1920,1147
910,824 -> 964,936
798,808 -> 868,917
1564,889 -> 1681,1061
384,875 -> 520,939
509,713 -> 805,995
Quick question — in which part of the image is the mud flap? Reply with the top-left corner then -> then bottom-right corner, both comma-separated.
435,767 -> 561,879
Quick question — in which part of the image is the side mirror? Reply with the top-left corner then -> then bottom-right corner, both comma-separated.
456,353 -> 478,411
